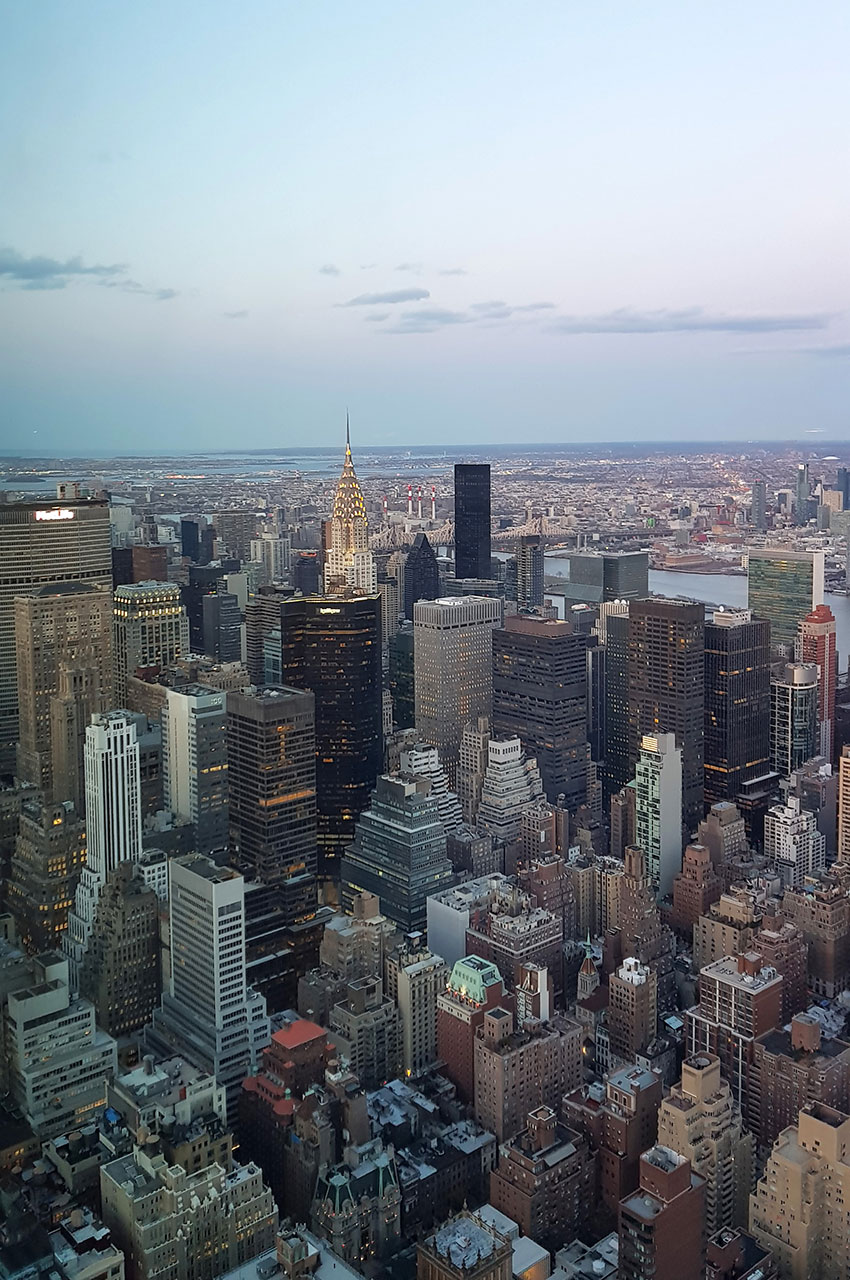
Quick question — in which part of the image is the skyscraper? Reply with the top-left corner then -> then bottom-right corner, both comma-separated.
414,596 -> 501,784
65,712 -> 143,985
146,853 -> 270,1121
162,684 -> 229,853
770,663 -> 818,776
839,746 -> 850,861
628,599 -> 704,835
564,551 -> 649,604
747,548 -> 824,650
227,685 -> 318,925
751,480 -> 767,530
797,604 -> 837,759
403,532 -> 440,620
515,535 -> 545,610
795,462 -> 811,525
340,774 -> 454,931
764,795 -> 826,889
279,594 -> 382,883
601,603 -> 631,797
113,580 -> 189,704
8,798 -> 86,952
618,1148 -> 706,1280
454,463 -> 491,579
635,732 -> 683,898
14,582 -> 113,800
324,419 -> 377,594
492,614 -> 588,808
703,610 -> 771,804
0,496 -> 112,770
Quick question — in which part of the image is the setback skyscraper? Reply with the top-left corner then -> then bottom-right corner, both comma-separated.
628,598 -> 705,835
454,463 -> 491,579
113,580 -> 189,705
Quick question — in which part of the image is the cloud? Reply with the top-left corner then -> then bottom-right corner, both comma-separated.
339,288 -> 430,307
360,263 -> 377,270
223,309 -> 249,320
0,246 -> 126,288
395,262 -> 423,274
385,308 -> 472,334
318,263 -> 341,276
100,278 -> 179,300
549,306 -> 833,335
515,301 -> 556,312
439,267 -> 468,276
364,312 -> 389,322
792,342 -> 850,358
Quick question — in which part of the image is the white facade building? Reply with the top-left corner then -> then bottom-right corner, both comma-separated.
65,712 -> 143,986
399,741 -> 463,833
635,732 -> 683,898
476,737 -> 544,844
250,533 -> 291,584
764,795 -> 826,889
162,684 -> 229,852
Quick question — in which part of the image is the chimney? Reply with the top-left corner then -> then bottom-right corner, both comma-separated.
737,951 -> 762,977
791,1014 -> 822,1053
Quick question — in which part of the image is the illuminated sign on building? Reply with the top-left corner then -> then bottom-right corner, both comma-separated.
34,508 -> 75,522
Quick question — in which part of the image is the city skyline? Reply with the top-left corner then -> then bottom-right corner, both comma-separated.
2,1 -> 849,453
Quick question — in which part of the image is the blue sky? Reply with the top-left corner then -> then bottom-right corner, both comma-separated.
1,1 -> 848,453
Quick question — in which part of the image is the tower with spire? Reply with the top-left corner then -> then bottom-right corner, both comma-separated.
324,414 -> 377,594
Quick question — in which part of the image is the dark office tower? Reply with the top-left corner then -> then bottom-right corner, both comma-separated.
492,615 -> 588,809
215,509 -> 258,561
795,463 -> 810,526
388,624 -> 415,730
8,798 -> 86,953
603,609 -> 632,797
111,547 -> 134,588
751,481 -> 767,531
199,523 -> 215,565
564,551 -> 649,604
181,518 -> 201,562
184,560 -> 239,650
245,585 -> 293,685
516,536 -> 545,610
704,610 -> 771,805
202,588 -> 242,662
586,637 -> 605,763
227,686 -> 318,925
279,595 -> 382,885
293,551 -> 321,596
454,463 -> 491,579
838,467 -> 850,510
403,533 -> 440,620
0,497 -> 112,772
131,545 -> 168,583
628,599 -> 705,835
78,862 -> 160,1036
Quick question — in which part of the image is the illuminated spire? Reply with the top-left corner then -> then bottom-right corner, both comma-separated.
332,416 -> 367,527
324,415 -> 376,595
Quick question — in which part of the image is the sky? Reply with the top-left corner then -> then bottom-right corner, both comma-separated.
1,0 -> 849,454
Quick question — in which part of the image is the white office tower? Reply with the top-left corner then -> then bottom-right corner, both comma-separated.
5,951 -> 117,1139
146,854 -> 269,1122
64,711 -> 142,987
635,732 -> 683,899
476,737 -> 544,844
399,741 -> 463,833
250,532 -> 291,584
414,597 -> 501,784
764,795 -> 826,890
457,716 -> 491,825
162,684 -> 229,853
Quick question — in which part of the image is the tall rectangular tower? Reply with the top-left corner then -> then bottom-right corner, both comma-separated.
747,548 -> 824,650
227,685 -> 317,925
635,732 -> 683,898
628,599 -> 704,835
279,595 -> 382,884
0,497 -> 112,770
113,580 -> 189,704
454,463 -> 491,580
703,610 -> 770,805
163,684 -> 229,854
492,614 -> 588,808
14,582 -> 113,800
414,596 -> 501,784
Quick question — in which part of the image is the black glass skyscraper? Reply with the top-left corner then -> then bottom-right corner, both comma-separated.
704,611 -> 771,804
403,532 -> 440,620
603,611 -> 631,798
279,594 -> 382,885
454,463 -> 491,579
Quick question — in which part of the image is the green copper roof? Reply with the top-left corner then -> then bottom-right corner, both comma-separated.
447,956 -> 503,1004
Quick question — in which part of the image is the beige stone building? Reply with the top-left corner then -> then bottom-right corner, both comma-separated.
658,1053 -> 753,1233
750,1102 -> 850,1280
694,888 -> 762,972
